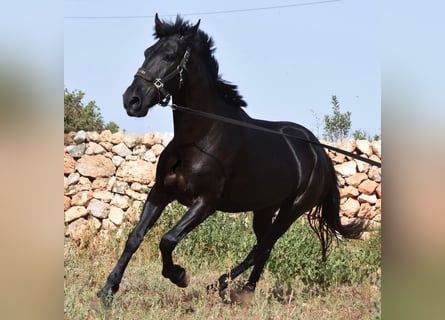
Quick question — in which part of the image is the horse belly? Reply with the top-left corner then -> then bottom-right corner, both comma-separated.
219,168 -> 295,212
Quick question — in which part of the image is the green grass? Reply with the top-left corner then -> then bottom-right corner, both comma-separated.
64,201 -> 380,319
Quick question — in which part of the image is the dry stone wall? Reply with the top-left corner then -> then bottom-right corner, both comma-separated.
64,130 -> 381,243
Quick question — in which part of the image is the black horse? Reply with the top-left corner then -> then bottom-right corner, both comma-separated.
98,14 -> 365,306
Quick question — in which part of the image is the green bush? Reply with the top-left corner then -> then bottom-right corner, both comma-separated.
268,220 -> 381,289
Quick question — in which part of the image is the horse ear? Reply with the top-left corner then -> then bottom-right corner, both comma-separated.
154,13 -> 162,31
191,19 -> 201,36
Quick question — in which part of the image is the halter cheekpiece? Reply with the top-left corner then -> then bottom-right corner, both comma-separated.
135,47 -> 191,106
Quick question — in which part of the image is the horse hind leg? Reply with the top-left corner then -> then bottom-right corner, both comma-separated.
226,208 -> 276,306
214,201 -> 305,304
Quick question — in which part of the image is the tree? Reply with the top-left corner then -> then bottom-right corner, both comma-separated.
352,129 -> 371,140
323,95 -> 351,142
64,88 -> 120,133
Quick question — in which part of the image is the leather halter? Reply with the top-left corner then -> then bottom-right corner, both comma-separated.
134,47 -> 191,106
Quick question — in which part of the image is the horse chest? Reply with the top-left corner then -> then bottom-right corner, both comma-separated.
159,152 -> 223,200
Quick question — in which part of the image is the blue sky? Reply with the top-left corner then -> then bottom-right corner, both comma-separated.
64,0 -> 380,137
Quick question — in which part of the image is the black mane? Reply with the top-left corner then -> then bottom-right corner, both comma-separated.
154,16 -> 247,108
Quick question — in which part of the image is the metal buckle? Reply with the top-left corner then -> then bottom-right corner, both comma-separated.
153,79 -> 164,89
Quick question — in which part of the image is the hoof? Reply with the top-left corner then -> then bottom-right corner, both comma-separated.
97,288 -> 114,308
176,271 -> 190,288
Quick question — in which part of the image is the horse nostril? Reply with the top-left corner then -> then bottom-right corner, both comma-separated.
128,96 -> 141,109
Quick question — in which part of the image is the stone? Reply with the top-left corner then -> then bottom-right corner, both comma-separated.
345,172 -> 368,187
110,194 -> 130,209
369,154 -> 381,165
340,198 -> 360,217
368,166 -> 381,182
92,190 -> 113,202
100,141 -> 113,151
126,188 -> 147,201
132,144 -> 147,156
67,172 -> 80,185
376,183 -> 382,198
66,218 -> 89,241
107,176 -> 117,191
375,198 -> 381,209
116,160 -> 156,184
356,140 -> 372,156
340,138 -> 356,153
125,155 -> 138,161
151,144 -> 164,156
73,130 -> 87,144
340,186 -> 359,198
85,142 -> 106,155
111,180 -> 128,194
153,132 -> 163,144
65,206 -> 87,223
91,177 -> 109,190
76,155 -> 115,178
79,176 -> 91,185
161,133 -> 174,147
357,202 -> 372,218
373,213 -> 381,222
112,155 -> 125,167
64,196 -> 71,211
356,156 -> 371,173
371,140 -> 381,158
112,142 -> 132,158
130,182 -> 148,192
111,131 -> 125,144
91,217 -> 102,231
71,190 -> 93,206
64,154 -> 76,174
337,174 -> 345,187
332,153 -> 346,164
87,199 -> 110,219
86,131 -> 101,142
358,179 -> 378,195
64,132 -> 76,145
99,130 -> 113,142
65,185 -> 78,196
126,201 -> 143,223
66,143 -> 86,158
358,194 -> 377,204
102,218 -> 117,230
142,132 -> 155,147
108,206 -> 124,226
334,161 -> 357,177
123,133 -> 141,149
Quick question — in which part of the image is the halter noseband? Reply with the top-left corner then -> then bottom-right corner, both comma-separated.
135,47 -> 191,106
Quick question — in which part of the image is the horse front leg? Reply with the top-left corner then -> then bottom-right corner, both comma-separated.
159,197 -> 214,288
97,185 -> 172,307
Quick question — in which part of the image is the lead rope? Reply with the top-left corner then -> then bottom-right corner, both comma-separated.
165,103 -> 381,168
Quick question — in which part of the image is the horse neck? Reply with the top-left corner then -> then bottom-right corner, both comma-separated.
171,69 -> 232,142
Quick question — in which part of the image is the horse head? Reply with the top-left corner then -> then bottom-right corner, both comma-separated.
123,14 -> 200,117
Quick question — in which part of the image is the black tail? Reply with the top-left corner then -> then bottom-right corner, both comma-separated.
308,176 -> 368,262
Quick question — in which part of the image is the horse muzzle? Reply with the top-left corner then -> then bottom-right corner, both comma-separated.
123,85 -> 157,117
